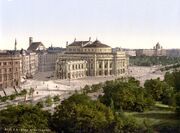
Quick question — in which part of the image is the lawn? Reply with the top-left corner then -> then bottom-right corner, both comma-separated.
124,102 -> 180,132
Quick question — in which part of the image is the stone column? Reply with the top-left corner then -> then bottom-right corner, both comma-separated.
102,60 -> 105,76
94,54 -> 97,76
113,54 -> 117,76
107,60 -> 110,76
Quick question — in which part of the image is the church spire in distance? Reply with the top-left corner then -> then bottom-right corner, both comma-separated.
14,38 -> 17,51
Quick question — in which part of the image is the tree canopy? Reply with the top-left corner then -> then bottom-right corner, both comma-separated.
100,77 -> 154,112
0,104 -> 51,133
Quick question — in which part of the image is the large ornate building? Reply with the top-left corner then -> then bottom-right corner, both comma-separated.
136,42 -> 166,56
55,39 -> 128,79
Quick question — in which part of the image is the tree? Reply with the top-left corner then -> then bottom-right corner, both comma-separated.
160,82 -> 175,106
53,95 -> 60,102
164,70 -> 180,92
0,104 -> 51,132
45,96 -> 53,107
82,85 -> 91,94
50,94 -> 114,133
100,79 -> 152,112
36,101 -> 44,108
164,72 -> 175,88
175,92 -> 180,116
173,71 -> 180,91
144,78 -> 163,101
29,88 -> 34,98
9,94 -> 16,100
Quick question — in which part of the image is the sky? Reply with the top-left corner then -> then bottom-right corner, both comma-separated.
0,0 -> 180,50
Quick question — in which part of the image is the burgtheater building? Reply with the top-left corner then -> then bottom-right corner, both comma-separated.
55,39 -> 128,79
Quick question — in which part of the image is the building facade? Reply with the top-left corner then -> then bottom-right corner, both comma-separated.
38,52 -> 59,72
55,39 -> 128,79
136,42 -> 166,56
166,49 -> 180,57
20,50 -> 38,78
56,60 -> 87,79
0,52 -> 21,93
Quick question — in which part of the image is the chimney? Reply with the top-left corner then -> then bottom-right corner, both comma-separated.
74,38 -> 76,42
66,41 -> 68,47
29,37 -> 33,46
89,37 -> 91,41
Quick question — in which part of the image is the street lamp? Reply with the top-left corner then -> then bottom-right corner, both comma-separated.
68,73 -> 70,86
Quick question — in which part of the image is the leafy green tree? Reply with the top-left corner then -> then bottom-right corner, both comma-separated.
112,112 -> 143,133
100,79 -> 151,112
175,92 -> 180,116
164,72 -> 175,88
91,83 -> 102,93
36,101 -> 44,108
9,94 -> 16,100
173,71 -> 180,92
53,95 -> 60,102
164,70 -> 180,92
50,94 -> 114,133
0,104 -> 51,133
45,96 -> 53,107
19,89 -> 27,96
82,85 -> 91,94
144,78 -> 163,101
160,82 -> 175,105
0,96 -> 9,102
29,87 -> 35,99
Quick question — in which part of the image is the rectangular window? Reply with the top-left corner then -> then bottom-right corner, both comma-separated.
91,64 -> 93,69
9,68 -> 12,72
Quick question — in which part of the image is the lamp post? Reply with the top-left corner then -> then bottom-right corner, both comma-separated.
68,73 -> 70,86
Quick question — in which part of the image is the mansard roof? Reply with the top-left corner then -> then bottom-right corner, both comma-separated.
84,40 -> 110,48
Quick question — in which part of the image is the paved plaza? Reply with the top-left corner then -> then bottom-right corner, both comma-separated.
0,66 -> 165,101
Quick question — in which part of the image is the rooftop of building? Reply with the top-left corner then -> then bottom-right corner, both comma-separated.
27,42 -> 45,51
68,39 -> 111,48
68,41 -> 90,47
84,40 -> 110,48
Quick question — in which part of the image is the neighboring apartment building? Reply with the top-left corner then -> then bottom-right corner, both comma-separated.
55,39 -> 128,79
38,52 -> 59,72
38,46 -> 65,72
19,49 -> 38,78
0,51 -> 21,93
136,42 -> 166,56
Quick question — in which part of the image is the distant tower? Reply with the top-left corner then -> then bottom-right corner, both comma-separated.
66,41 -> 68,47
14,38 -> 17,51
74,38 -> 76,42
96,37 -> 98,41
89,37 -> 91,41
29,37 -> 33,46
